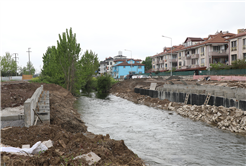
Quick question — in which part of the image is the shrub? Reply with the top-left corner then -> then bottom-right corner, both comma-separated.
97,74 -> 111,93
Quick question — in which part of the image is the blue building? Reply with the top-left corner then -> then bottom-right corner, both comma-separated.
112,59 -> 145,78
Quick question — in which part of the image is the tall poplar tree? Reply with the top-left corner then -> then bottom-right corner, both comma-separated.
56,28 -> 81,92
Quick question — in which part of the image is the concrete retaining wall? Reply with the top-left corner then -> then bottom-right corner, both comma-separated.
134,84 -> 246,111
194,75 -> 246,81
24,85 -> 43,127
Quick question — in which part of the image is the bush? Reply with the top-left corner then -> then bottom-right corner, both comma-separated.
97,74 -> 111,93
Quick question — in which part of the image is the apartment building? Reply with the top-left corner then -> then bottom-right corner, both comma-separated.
99,51 -> 127,75
151,30 -> 237,72
226,30 -> 246,64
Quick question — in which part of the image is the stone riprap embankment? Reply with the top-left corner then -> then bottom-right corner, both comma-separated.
170,103 -> 246,133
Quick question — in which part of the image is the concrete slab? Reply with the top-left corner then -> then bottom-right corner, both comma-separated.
74,152 -> 101,165
150,83 -> 157,90
1,106 -> 24,116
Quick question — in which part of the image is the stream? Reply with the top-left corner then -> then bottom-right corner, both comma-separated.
74,93 -> 246,166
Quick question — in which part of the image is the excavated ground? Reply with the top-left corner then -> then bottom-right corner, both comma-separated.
1,81 -> 145,166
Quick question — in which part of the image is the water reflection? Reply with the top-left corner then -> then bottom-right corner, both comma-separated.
75,93 -> 246,166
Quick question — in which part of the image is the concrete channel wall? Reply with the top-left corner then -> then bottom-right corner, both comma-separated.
24,85 -> 44,127
134,84 -> 246,111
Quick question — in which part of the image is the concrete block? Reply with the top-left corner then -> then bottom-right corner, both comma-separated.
239,100 -> 246,111
198,94 -> 206,105
42,140 -> 53,148
22,144 -> 30,149
150,83 -> 157,90
230,98 -> 238,108
140,89 -> 144,95
74,152 -> 101,165
208,95 -> 214,106
215,97 -> 224,107
153,90 -> 158,98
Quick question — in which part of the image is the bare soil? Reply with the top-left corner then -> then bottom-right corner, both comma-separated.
1,81 -> 145,166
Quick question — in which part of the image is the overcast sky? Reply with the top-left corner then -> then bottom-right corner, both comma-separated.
0,0 -> 245,73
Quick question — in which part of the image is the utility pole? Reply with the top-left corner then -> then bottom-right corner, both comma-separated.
26,48 -> 31,75
13,53 -> 18,76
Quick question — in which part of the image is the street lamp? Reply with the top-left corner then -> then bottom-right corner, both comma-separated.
124,49 -> 132,74
162,35 -> 172,76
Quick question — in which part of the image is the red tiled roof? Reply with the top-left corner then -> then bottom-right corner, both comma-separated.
177,32 -> 235,51
226,31 -> 246,40
116,62 -> 145,66
145,69 -> 152,73
184,37 -> 204,43
114,59 -> 126,62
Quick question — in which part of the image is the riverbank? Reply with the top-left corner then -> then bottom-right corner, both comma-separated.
110,78 -> 246,136
1,81 -> 146,165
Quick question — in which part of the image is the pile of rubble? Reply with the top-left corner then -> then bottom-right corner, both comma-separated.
169,103 -> 246,133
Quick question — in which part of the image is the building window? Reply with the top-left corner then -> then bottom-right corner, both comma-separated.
138,66 -> 141,69
213,46 -> 220,52
231,54 -> 237,61
191,49 -> 195,54
243,53 -> 246,59
231,41 -> 237,51
201,58 -> 205,65
243,39 -> 246,49
192,59 -> 197,65
110,62 -> 112,65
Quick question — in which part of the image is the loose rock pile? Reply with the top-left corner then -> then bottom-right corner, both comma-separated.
174,104 -> 246,133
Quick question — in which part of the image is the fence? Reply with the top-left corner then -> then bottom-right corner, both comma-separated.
199,69 -> 246,75
1,76 -> 22,81
22,75 -> 33,80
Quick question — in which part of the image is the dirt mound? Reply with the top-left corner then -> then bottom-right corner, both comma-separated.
1,82 -> 145,165
1,82 -> 40,109
1,124 -> 144,165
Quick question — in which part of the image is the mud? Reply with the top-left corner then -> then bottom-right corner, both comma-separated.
1,81 -> 145,166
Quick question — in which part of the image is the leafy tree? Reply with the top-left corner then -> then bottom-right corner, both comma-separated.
41,46 -> 64,85
0,52 -> 17,76
78,50 -> 99,90
97,74 -> 111,93
231,59 -> 246,69
56,28 -> 81,92
18,62 -> 36,75
142,57 -> 152,71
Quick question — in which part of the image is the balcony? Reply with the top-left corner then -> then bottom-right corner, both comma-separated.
178,56 -> 181,60
191,54 -> 199,59
201,63 -> 205,67
231,47 -> 237,51
209,50 -> 228,56
181,66 -> 187,69
164,67 -> 167,70
178,66 -> 181,69
191,64 -> 199,68
170,58 -> 177,62
243,45 -> 246,50
159,60 -> 164,63
186,55 -> 191,59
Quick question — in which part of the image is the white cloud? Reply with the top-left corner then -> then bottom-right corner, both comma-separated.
0,0 -> 245,72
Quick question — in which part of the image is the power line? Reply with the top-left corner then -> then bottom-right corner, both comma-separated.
13,53 -> 18,76
26,48 -> 31,75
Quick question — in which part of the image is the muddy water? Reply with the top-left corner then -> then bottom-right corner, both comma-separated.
74,93 -> 246,166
